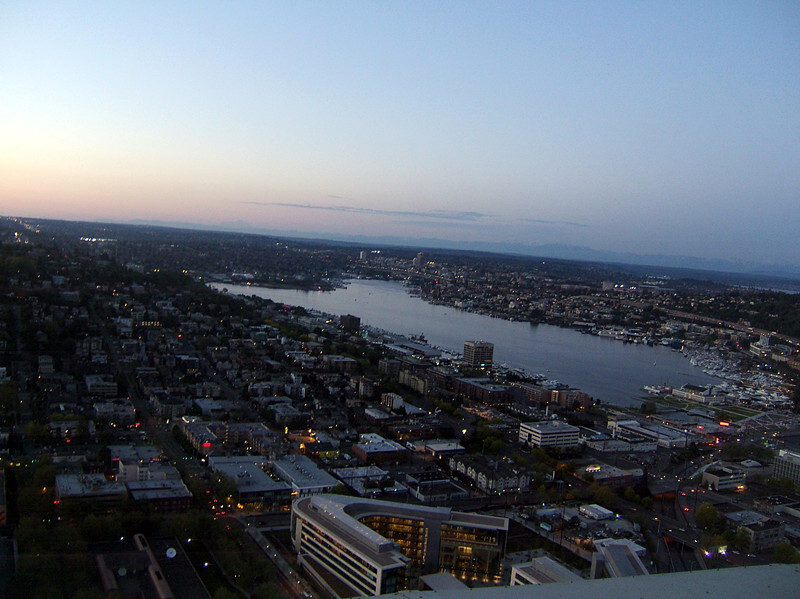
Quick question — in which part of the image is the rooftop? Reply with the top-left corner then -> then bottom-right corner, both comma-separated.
381,564 -> 800,599
273,454 -> 338,489
56,474 -> 126,498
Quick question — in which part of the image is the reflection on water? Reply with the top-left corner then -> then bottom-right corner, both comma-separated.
214,279 -> 718,407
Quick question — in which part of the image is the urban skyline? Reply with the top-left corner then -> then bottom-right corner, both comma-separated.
1,2 -> 799,266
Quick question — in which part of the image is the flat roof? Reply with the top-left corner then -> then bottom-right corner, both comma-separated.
126,479 -> 192,500
381,564 -> 800,599
213,462 -> 290,494
600,543 -> 649,578
512,557 -> 581,584
421,572 -> 470,591
294,496 -> 407,567
521,421 -> 580,433
56,474 -> 126,498
273,454 -> 338,489
293,494 -> 508,568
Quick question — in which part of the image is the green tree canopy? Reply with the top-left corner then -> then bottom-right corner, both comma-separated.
696,502 -> 721,532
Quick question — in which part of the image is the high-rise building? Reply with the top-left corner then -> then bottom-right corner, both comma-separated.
463,341 -> 494,369
340,314 -> 361,332
291,494 -> 508,596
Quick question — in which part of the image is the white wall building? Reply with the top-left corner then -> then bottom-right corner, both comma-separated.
519,421 -> 580,449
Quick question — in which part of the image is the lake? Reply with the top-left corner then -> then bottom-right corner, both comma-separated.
213,279 -> 719,407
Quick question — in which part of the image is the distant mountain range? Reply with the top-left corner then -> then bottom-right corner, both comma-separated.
124,218 -> 800,285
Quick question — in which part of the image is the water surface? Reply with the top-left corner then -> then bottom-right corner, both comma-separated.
215,279 -> 718,407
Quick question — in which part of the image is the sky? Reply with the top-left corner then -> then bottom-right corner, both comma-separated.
1,1 -> 799,266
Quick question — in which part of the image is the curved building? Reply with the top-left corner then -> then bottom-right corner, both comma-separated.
291,494 -> 508,597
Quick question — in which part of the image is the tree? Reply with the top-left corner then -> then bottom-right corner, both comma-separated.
330,483 -> 352,496
591,485 -> 619,510
640,401 -> 657,415
252,582 -> 282,599
696,502 -> 720,532
0,381 -> 18,424
773,541 -> 800,564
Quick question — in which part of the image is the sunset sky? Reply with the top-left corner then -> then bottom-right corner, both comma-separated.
1,2 -> 798,265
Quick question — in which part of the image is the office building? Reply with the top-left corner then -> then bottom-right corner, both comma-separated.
291,494 -> 508,597
463,341 -> 494,369
519,421 -> 580,450
701,466 -> 745,491
773,449 -> 800,485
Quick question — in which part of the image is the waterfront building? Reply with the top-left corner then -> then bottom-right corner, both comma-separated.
518,421 -> 580,450
291,494 -> 508,597
463,341 -> 494,369
607,418 -> 685,448
773,449 -> 800,485
340,314 -> 361,332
